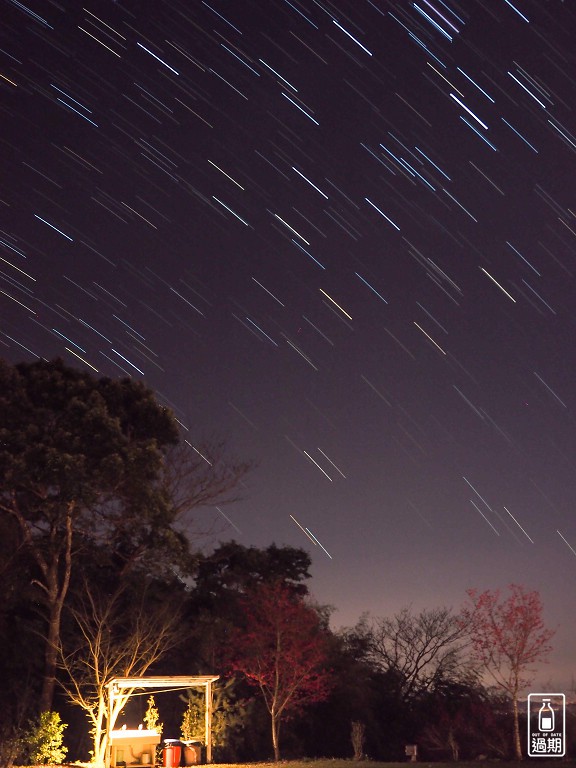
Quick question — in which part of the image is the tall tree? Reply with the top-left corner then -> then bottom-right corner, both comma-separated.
0,514 -> 43,765
193,541 -> 311,601
0,358 -> 177,711
362,607 -> 468,699
0,358 -> 249,712
461,584 -> 555,760
293,622 -> 386,759
226,580 -> 333,761
185,542 -> 311,669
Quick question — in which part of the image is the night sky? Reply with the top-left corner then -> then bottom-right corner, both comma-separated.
2,0 -> 576,688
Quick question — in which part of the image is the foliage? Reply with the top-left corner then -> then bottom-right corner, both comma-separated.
144,695 -> 164,765
0,358 -> 179,711
144,695 -> 163,737
180,678 -> 254,762
182,542 -> 312,670
193,541 -> 312,601
0,357 -> 250,716
226,580 -> 333,761
291,621 -> 388,759
418,681 -> 510,760
0,516 -> 44,755
24,710 -> 68,765
461,584 -> 555,759
181,696 -> 203,742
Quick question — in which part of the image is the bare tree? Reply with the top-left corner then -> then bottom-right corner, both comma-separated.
163,439 -> 250,518
366,607 -> 468,698
59,579 -> 182,767
104,438 -> 252,580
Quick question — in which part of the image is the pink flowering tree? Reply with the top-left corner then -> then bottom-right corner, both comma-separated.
461,584 -> 555,759
226,580 -> 333,761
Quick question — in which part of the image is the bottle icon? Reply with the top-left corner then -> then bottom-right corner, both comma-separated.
539,699 -> 555,731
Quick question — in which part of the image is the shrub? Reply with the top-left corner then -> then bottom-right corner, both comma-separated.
24,711 -> 68,765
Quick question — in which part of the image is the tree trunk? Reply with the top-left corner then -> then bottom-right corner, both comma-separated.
94,693 -> 107,768
39,506 -> 73,713
448,727 -> 459,762
94,690 -> 131,768
512,695 -> 522,760
271,711 -> 280,762
39,605 -> 62,713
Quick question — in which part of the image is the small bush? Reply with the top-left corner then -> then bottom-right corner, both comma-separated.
24,710 -> 68,765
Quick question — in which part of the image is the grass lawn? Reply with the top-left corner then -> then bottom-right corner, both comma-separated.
28,761 -> 575,768
19,757 -> 576,768
210,762 -> 573,768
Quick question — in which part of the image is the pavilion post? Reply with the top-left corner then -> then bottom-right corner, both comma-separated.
105,682 -> 114,768
205,680 -> 213,763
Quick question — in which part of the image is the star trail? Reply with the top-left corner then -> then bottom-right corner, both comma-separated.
2,0 -> 576,685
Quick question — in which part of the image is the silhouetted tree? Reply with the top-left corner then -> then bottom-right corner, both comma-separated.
185,542 -> 312,669
0,359 -> 174,710
418,679 -> 509,760
0,357 -> 249,712
294,622 -> 384,758
194,541 -> 311,601
361,607 -> 468,699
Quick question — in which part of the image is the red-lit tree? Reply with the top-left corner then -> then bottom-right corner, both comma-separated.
461,584 -> 555,760
226,580 -> 333,761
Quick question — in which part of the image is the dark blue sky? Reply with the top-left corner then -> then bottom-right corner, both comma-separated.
2,0 -> 575,688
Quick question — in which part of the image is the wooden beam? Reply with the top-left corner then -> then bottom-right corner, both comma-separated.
109,676 -> 219,690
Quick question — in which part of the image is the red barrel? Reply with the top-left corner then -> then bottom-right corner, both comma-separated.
163,743 -> 181,767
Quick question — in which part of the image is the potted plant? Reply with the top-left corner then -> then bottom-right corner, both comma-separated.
180,698 -> 202,765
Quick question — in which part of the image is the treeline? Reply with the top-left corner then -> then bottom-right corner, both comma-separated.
0,359 -> 561,764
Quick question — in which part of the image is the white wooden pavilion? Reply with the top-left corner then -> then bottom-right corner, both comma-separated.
106,675 -> 219,768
